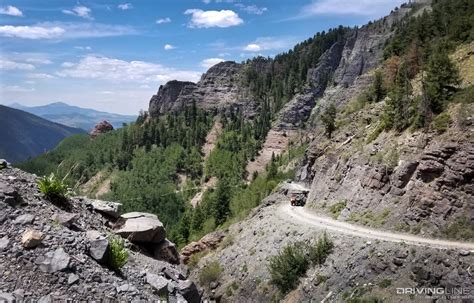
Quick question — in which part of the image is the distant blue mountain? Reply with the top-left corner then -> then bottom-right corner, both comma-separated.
0,105 -> 85,163
9,102 -> 137,131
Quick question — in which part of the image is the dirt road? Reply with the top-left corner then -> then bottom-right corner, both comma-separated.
279,203 -> 474,250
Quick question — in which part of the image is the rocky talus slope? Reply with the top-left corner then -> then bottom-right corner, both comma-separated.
186,193 -> 473,302
0,163 -> 201,302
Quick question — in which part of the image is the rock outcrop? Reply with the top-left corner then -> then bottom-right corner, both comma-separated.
148,61 -> 257,118
89,120 -> 114,139
0,167 -> 200,302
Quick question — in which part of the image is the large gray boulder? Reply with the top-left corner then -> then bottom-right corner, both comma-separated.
35,248 -> 70,273
114,212 -> 166,243
89,199 -> 122,218
86,230 -> 109,262
146,273 -> 169,295
177,280 -> 200,303
154,239 -> 180,264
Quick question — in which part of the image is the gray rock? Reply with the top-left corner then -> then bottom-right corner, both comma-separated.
0,236 -> 9,251
146,273 -> 169,295
38,294 -> 52,303
68,273 -> 80,285
154,239 -> 180,264
36,248 -> 70,273
14,214 -> 35,225
115,212 -> 166,243
90,199 -> 122,218
177,280 -> 200,303
87,231 -> 109,263
0,293 -> 15,302
459,250 -> 470,256
52,212 -> 79,227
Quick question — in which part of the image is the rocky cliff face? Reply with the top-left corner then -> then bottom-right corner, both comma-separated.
0,166 -> 200,302
149,61 -> 258,118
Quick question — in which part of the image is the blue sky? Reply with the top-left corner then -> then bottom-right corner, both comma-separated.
0,0 -> 405,114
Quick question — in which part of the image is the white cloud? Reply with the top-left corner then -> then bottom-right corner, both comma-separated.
200,58 -> 225,68
243,37 -> 295,52
25,58 -> 52,65
62,6 -> 93,20
164,44 -> 175,50
244,43 -> 261,52
300,0 -> 405,17
118,3 -> 133,10
0,25 -> 65,39
26,73 -> 56,79
74,46 -> 92,51
0,5 -> 23,17
0,59 -> 35,70
184,9 -> 243,28
0,23 -> 135,40
56,55 -> 201,84
156,17 -> 171,24
236,4 -> 268,15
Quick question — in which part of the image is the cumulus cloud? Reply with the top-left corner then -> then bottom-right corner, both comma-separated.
0,23 -> 135,40
164,44 -> 175,50
0,25 -> 64,39
200,58 -> 225,68
56,55 -> 201,84
62,6 -> 93,20
0,59 -> 35,70
184,9 -> 243,28
300,0 -> 405,17
156,17 -> 171,24
26,73 -> 56,79
0,5 -> 23,17
118,3 -> 133,10
236,4 -> 268,15
74,46 -> 92,51
243,37 -> 295,52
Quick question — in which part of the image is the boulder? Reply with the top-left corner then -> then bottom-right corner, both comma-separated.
146,273 -> 169,295
14,214 -> 35,225
177,280 -> 200,303
52,212 -> 79,228
67,273 -> 80,285
0,293 -> 15,302
154,239 -> 180,264
35,248 -> 70,273
86,230 -> 109,262
89,199 -> 122,218
181,231 -> 226,263
21,229 -> 44,248
115,212 -> 166,243
0,236 -> 9,251
90,120 -> 114,139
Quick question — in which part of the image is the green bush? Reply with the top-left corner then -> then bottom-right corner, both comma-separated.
329,200 -> 347,219
107,235 -> 128,271
199,261 -> 223,287
378,278 -> 392,288
37,173 -> 70,201
268,233 -> 333,294
432,112 -> 452,133
268,242 -> 309,294
307,232 -> 334,265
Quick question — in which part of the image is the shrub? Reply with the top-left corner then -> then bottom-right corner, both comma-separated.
107,235 -> 128,271
268,233 -> 333,294
307,232 -> 334,265
442,217 -> 474,240
378,278 -> 392,288
37,173 -> 71,201
431,112 -> 452,133
268,242 -> 309,294
329,200 -> 347,219
199,261 -> 223,287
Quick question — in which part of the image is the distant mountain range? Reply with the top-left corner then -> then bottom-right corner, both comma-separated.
0,105 -> 86,163
9,102 -> 136,131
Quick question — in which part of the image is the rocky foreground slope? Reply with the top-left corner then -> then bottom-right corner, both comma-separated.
0,163 -> 200,302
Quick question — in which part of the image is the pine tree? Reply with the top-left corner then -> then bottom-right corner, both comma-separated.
214,178 -> 231,226
383,62 -> 413,131
321,103 -> 337,138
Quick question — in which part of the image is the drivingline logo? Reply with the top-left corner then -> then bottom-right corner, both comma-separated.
396,287 -> 473,299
